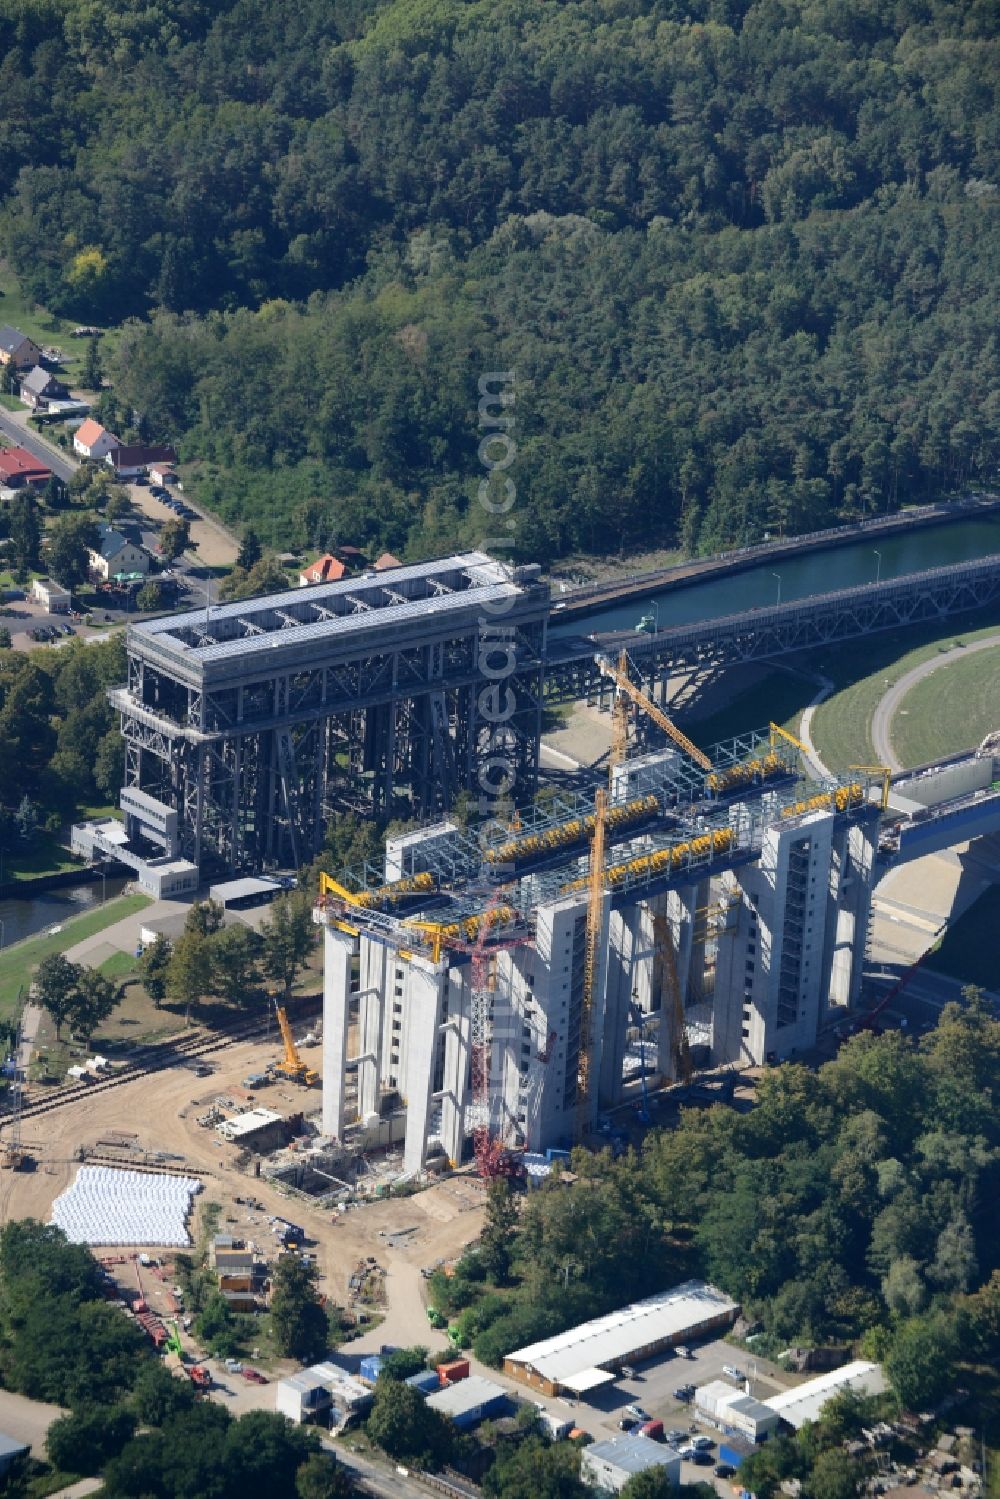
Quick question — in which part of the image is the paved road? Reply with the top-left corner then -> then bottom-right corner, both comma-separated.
797,672 -> 834,780
0,408 -> 76,481
871,632 -> 1000,771
323,1441 -> 442,1499
0,1386 -> 65,1456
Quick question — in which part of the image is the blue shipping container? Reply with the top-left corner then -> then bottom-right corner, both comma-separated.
359,1355 -> 383,1384
719,1439 -> 753,1468
406,1370 -> 441,1395
546,1147 -> 571,1163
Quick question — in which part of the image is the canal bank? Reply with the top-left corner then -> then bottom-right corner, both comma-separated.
552,496 -> 1000,625
552,507 -> 1000,639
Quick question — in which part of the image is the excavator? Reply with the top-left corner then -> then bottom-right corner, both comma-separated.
267,1002 -> 319,1087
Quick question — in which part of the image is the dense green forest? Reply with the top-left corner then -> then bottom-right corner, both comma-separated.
1,0 -> 997,559
431,998 -> 1000,1416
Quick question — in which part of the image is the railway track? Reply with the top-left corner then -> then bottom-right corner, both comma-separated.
3,999 -> 322,1126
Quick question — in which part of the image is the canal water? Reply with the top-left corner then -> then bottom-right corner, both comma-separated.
0,875 -> 131,952
552,515 -> 1000,637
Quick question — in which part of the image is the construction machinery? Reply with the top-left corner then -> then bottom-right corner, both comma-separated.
165,1320 -> 184,1357
269,1002 -> 319,1087
850,764 -> 893,813
467,889 -> 526,1179
596,650 -> 712,772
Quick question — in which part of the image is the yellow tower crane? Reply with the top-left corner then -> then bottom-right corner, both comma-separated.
849,765 -> 893,813
577,787 -> 607,1136
769,721 -> 808,755
597,650 -> 712,773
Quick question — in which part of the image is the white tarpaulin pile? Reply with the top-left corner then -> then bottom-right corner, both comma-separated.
50,1166 -> 202,1246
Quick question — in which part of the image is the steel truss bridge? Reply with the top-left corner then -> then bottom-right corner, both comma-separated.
544,553 -> 1000,704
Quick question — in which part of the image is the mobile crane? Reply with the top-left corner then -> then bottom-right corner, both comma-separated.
268,1001 -> 319,1087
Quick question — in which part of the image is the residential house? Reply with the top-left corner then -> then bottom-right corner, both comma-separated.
0,447 -> 51,487
73,418 -> 120,461
0,326 -> 42,370
20,365 -> 68,410
374,552 -> 402,571
106,443 -> 177,479
87,523 -> 150,580
148,462 -> 176,486
298,553 -> 346,587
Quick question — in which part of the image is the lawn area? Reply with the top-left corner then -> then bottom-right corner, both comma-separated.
924,885 -> 1000,991
689,666 -> 816,751
891,644 -> 1000,767
810,603 -> 1000,772
0,258 -> 121,385
0,891 -> 151,1019
0,392 -> 21,411
1,831 -> 86,884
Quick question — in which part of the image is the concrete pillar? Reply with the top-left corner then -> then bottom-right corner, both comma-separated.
321,927 -> 353,1140
402,956 -> 447,1176
656,885 -> 697,1078
358,939 -> 387,1119
440,968 -> 470,1166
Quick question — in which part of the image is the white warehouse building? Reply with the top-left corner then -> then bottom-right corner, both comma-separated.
582,1434 -> 680,1493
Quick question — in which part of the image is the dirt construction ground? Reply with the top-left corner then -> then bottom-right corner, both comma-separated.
0,1037 -> 485,1342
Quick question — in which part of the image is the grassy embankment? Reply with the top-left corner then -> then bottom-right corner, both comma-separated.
890,644 -> 1000,767
809,605 -> 1000,771
0,892 -> 151,1020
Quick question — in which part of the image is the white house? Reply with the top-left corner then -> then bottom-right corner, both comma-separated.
73,418 -> 120,461
30,578 -> 72,614
87,524 -> 150,580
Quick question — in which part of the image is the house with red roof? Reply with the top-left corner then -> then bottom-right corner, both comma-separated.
298,553 -> 347,587
73,418 -> 120,461
0,446 -> 51,487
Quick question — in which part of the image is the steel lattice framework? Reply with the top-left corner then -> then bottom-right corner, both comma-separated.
111,555 -> 549,875
544,553 -> 1000,703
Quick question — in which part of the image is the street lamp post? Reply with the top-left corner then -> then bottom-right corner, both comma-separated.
772,572 -> 782,606
874,550 -> 882,585
651,600 -> 660,634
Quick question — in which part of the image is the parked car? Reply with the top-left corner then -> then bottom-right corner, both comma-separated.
618,1417 -> 636,1432
666,1429 -> 687,1446
133,475 -> 148,486
688,1450 -> 713,1466
675,1345 -> 693,1359
691,1435 -> 714,1451
224,1358 -> 243,1374
672,1385 -> 695,1401
625,1405 -> 650,1422
241,1368 -> 268,1385
722,1365 -> 744,1381
619,1365 -> 638,1380
714,1464 -> 736,1478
